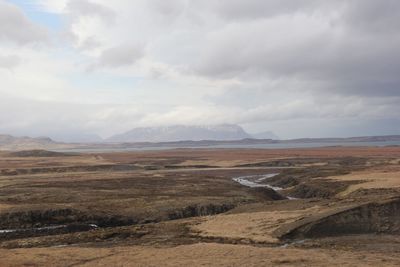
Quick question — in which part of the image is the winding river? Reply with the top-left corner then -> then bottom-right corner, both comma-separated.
232,173 -> 281,189
233,173 -> 297,200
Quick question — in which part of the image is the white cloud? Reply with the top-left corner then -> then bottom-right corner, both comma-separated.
34,0 -> 68,13
0,0 -> 399,140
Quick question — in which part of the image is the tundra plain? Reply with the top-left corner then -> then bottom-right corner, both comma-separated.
0,147 -> 400,266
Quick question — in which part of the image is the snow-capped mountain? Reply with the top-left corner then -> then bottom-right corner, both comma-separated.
106,124 -> 252,142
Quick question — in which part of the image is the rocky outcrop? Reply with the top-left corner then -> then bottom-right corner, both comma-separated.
248,187 -> 286,201
0,164 -> 139,176
167,203 -> 236,220
0,203 -> 237,240
275,197 -> 400,240
0,208 -> 138,241
289,184 -> 336,199
0,209 -> 136,229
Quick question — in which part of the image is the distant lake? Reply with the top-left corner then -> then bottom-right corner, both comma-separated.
210,140 -> 400,149
56,140 -> 400,153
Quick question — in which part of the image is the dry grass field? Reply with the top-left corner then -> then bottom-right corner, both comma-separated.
0,147 -> 400,266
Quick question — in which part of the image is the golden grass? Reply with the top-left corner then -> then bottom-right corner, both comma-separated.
328,170 -> 400,196
192,208 -> 323,243
0,203 -> 12,212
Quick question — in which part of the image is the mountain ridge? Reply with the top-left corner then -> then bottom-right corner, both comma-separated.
106,124 -> 253,143
1,133 -> 400,151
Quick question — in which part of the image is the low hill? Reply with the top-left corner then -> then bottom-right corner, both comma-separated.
0,135 -> 69,151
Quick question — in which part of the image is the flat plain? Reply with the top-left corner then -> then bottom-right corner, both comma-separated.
0,147 -> 400,266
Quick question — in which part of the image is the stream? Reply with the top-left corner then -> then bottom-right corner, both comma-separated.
232,173 -> 297,200
0,224 -> 98,236
232,173 -> 281,189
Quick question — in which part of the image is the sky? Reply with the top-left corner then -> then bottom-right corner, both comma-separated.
0,0 -> 399,141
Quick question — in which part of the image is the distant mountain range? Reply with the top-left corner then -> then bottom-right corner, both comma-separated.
92,135 -> 400,150
2,124 -> 276,144
106,124 -> 254,143
1,128 -> 400,151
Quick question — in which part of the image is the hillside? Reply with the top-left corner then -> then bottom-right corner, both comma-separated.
0,135 -> 68,151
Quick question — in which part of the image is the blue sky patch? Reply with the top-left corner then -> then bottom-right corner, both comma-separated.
8,0 -> 63,30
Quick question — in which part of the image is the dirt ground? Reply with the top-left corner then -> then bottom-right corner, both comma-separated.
0,147 -> 399,266
1,243 -> 400,267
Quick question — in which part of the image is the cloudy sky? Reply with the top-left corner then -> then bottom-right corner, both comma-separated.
0,0 -> 399,141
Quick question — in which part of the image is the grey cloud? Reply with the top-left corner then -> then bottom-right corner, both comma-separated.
0,55 -> 20,69
66,0 -> 116,22
193,21 -> 329,77
210,0 -> 321,21
186,1 -> 400,98
209,0 -> 400,34
79,36 -> 102,51
97,44 -> 144,68
0,1 -> 48,45
343,0 -> 400,34
147,0 -> 186,17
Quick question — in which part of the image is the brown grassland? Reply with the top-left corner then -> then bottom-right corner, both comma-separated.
0,146 -> 400,266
